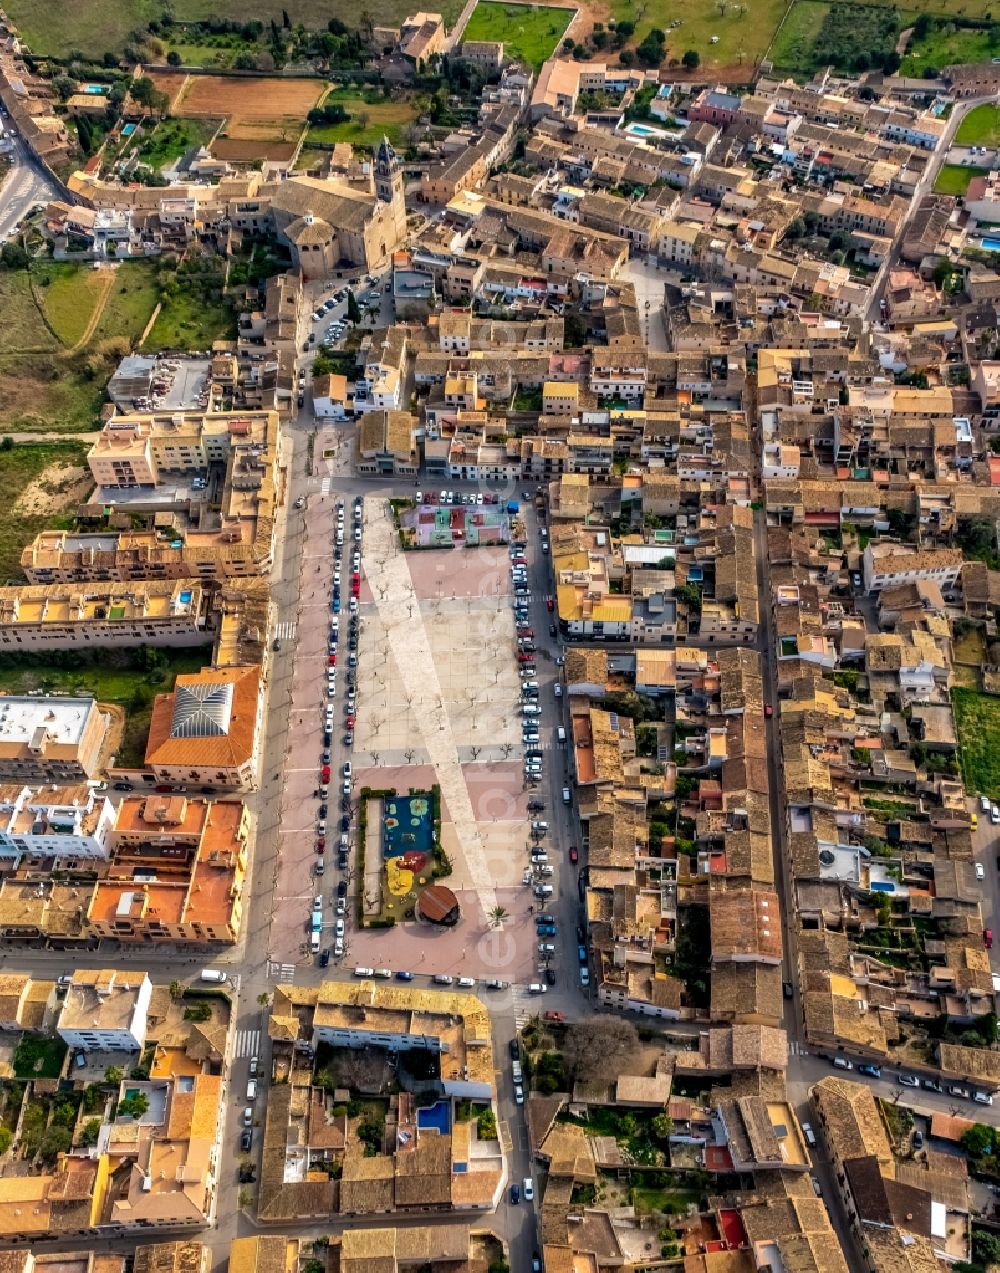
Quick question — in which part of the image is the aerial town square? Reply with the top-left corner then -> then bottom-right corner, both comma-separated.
4,0 -> 1000,1270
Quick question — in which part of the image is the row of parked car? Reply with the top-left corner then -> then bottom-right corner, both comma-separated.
313,498 -> 365,963
828,1054 -> 994,1104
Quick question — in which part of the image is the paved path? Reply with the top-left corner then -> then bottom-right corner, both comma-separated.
363,499 -> 499,917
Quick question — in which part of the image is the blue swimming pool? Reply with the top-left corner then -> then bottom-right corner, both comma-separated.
121,123 -> 136,137
416,1100 -> 451,1133
981,237 -> 1000,252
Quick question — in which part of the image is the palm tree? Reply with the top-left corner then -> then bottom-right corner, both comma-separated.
488,905 -> 508,929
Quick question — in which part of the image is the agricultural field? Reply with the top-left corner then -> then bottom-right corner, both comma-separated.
900,23 -> 1000,76
769,1 -> 830,74
462,1 -> 573,70
956,103 -> 1000,147
306,87 -> 421,149
0,262 -> 161,435
608,0 -> 786,76
0,440 -> 91,582
952,687 -> 1000,801
934,163 -> 989,196
173,74 -> 322,162
1,0 -> 463,59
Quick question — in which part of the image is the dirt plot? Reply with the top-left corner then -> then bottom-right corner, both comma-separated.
212,137 -> 297,162
175,74 -> 322,127
14,464 -> 91,516
146,71 -> 189,112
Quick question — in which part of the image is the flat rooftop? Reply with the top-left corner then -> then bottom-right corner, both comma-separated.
0,697 -> 95,747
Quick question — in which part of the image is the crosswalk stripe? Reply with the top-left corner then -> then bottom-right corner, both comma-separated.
235,1028 -> 260,1059
321,477 -> 332,495
274,620 -> 297,641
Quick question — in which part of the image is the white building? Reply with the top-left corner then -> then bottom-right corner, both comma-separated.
862,541 -> 963,594
57,970 -> 152,1054
0,783 -> 114,860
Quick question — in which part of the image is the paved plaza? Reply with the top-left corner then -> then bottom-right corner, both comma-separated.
268,481 -> 542,983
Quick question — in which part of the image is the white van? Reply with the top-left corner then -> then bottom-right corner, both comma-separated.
557,726 -> 567,745
199,969 -> 227,984
246,1079 -> 258,1101
310,931 -> 320,953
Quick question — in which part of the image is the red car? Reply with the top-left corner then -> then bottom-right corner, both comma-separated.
321,765 -> 331,782
346,714 -> 356,729
352,572 -> 360,585
519,628 -> 534,638
987,929 -> 994,950
569,846 -> 579,864
764,703 -> 773,718
544,1010 -> 565,1022
315,838 -> 325,854
328,654 -> 336,666
546,596 -> 554,612
518,653 -> 532,663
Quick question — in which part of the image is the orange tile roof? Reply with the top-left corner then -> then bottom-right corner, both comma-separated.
145,666 -> 261,770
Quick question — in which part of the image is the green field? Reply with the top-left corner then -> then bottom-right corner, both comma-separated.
611,0 -> 787,72
462,1 -> 573,70
307,87 -> 420,149
900,23 -> 1000,76
934,163 -> 989,195
769,1 -> 831,73
2,0 -> 464,58
952,687 -> 1000,801
92,262 -> 162,345
0,440 -> 90,581
957,103 -> 1000,146
146,288 -> 235,352
33,263 -> 110,347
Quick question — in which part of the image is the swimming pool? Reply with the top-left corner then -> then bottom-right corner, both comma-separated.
416,1100 -> 451,1133
82,84 -> 106,94
980,237 -> 1000,252
628,124 -> 655,136
121,123 -> 136,137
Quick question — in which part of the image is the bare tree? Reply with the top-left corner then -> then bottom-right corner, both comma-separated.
562,1018 -> 640,1088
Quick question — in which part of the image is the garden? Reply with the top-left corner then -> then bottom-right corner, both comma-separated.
952,687 -> 1000,801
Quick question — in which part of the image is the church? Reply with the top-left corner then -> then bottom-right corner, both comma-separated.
265,138 -> 407,278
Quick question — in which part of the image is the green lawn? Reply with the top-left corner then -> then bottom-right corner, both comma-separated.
2,0 -> 464,58
133,117 -> 218,171
163,40 -> 253,67
462,1 -> 573,70
952,688 -> 1000,800
934,163 -> 989,195
769,1 -> 831,73
33,263 -> 110,348
145,287 -> 235,351
308,87 -> 420,149
611,0 -> 788,72
92,261 -> 161,346
0,440 -> 90,581
901,23 -> 1000,76
956,103 -> 1000,146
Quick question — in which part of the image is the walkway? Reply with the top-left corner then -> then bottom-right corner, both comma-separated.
362,499 -> 499,917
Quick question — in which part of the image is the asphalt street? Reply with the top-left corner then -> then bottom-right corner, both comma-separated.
0,128 -> 60,242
